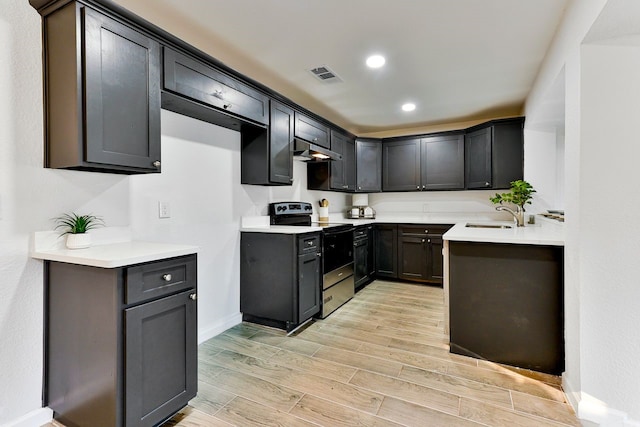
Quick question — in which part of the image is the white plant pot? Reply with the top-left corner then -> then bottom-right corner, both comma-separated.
66,233 -> 91,249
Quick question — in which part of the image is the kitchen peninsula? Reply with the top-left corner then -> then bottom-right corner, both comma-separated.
443,218 -> 565,374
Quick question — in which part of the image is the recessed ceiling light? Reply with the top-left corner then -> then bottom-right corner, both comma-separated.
366,55 -> 386,68
402,103 -> 416,112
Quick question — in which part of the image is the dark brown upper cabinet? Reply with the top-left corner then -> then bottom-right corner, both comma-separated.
382,138 -> 422,191
41,2 -> 161,174
382,133 -> 464,192
421,134 -> 465,190
465,117 -> 524,189
355,139 -> 382,192
330,131 -> 356,191
306,130 -> 356,192
162,47 -> 269,127
241,101 -> 294,186
294,112 -> 330,149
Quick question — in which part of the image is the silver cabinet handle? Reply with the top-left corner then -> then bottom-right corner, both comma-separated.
212,89 -> 224,99
422,185 -> 426,189
153,160 -> 161,167
424,230 -> 429,234
313,137 -> 318,141
162,274 -> 172,282
316,252 -> 322,257
428,239 -> 431,243
307,241 -> 314,246
416,186 -> 420,189
189,293 -> 197,300
223,103 -> 232,109
421,239 -> 425,243
358,186 -> 362,190
485,182 -> 490,187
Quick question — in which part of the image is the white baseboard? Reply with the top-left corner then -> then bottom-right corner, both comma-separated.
562,374 -> 580,414
579,398 -> 640,426
198,312 -> 242,344
2,407 -> 53,427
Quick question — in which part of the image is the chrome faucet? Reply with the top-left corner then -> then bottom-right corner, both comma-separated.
496,205 -> 525,227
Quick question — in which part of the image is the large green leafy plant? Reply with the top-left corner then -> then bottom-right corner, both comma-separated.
490,180 -> 536,210
54,212 -> 104,235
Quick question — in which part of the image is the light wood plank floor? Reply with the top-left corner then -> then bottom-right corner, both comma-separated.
45,280 -> 580,427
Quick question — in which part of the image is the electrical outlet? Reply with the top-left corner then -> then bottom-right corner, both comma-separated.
158,201 -> 171,219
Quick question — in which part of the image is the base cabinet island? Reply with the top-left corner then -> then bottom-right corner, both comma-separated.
31,239 -> 198,427
443,219 -> 565,375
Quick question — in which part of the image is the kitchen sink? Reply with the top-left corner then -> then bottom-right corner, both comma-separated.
465,223 -> 513,229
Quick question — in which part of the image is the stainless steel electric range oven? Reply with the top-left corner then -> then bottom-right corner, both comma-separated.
269,202 -> 354,318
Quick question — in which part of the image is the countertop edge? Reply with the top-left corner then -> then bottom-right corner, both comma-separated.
30,242 -> 199,268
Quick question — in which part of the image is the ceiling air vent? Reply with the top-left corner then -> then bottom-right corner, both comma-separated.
308,65 -> 343,83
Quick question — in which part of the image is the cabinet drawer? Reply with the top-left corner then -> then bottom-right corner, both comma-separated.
163,48 -> 269,125
294,112 -> 330,149
399,224 -> 452,237
125,255 -> 197,305
353,227 -> 368,240
298,234 -> 320,255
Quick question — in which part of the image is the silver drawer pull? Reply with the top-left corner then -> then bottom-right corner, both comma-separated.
189,293 -> 197,300
307,241 -> 314,246
338,272 -> 343,276
162,274 -> 172,282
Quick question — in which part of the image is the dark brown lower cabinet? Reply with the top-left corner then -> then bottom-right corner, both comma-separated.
374,224 -> 398,278
377,224 -> 451,284
449,242 -> 564,374
45,255 -> 198,427
240,232 -> 321,332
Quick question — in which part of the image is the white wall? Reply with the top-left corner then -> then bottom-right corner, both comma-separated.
525,0 -> 640,425
578,42 -> 640,424
0,2 -> 131,424
369,190 -> 521,222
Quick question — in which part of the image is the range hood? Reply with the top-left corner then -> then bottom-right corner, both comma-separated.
293,139 -> 342,161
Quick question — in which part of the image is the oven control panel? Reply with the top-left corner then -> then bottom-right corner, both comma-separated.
269,202 -> 313,216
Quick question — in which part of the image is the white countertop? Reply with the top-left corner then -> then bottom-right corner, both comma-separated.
443,220 -> 564,246
30,228 -> 198,268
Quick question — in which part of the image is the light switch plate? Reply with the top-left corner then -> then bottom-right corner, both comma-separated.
158,201 -> 171,219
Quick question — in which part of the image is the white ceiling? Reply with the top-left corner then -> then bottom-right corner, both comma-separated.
118,0 -> 569,135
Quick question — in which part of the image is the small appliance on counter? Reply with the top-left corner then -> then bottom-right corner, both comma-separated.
347,194 -> 375,219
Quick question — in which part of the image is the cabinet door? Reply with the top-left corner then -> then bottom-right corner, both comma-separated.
426,235 -> 444,283
353,238 -> 368,288
84,8 -> 161,171
343,138 -> 356,191
163,48 -> 269,125
366,226 -> 376,277
398,227 -> 429,281
294,112 -> 330,148
356,139 -> 382,192
492,120 -> 524,189
375,225 -> 398,278
330,131 -> 346,190
383,139 -> 421,191
125,290 -> 197,427
269,101 -> 294,184
465,127 -> 492,189
421,134 -> 464,190
298,251 -> 321,323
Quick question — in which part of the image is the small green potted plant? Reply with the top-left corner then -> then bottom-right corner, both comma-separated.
54,212 -> 104,249
489,180 -> 536,227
